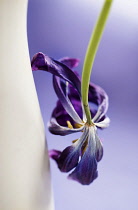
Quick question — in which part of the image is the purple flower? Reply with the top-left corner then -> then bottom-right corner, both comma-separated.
31,52 -> 110,185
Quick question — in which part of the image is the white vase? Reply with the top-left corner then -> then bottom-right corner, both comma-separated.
0,0 -> 54,209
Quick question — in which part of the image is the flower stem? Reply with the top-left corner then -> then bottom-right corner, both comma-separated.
81,0 -> 113,124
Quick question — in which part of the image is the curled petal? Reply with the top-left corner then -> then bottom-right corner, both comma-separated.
48,117 -> 84,136
94,116 -> 110,129
53,76 -> 82,124
50,78 -> 83,129
95,135 -> 103,162
89,83 -> 109,122
49,77 -> 84,130
31,52 -> 81,94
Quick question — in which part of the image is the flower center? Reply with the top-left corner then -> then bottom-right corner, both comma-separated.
85,122 -> 95,127
66,121 -> 83,129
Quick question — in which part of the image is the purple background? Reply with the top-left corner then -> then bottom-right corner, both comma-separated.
27,0 -> 138,209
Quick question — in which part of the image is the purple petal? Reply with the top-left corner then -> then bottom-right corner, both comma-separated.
89,83 -> 109,122
68,127 -> 99,185
59,57 -> 80,69
49,77 -> 84,133
95,135 -> 103,162
31,52 -> 81,94
48,117 -> 84,136
50,79 -> 83,128
53,76 -> 82,124
68,147 -> 98,185
57,145 -> 80,172
52,127 -> 89,172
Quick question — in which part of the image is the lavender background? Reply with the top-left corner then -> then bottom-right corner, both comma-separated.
27,0 -> 138,209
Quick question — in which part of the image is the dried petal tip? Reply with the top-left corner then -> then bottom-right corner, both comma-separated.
49,150 -> 61,162
31,52 -> 47,71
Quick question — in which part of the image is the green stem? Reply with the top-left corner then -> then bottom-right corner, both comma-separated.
81,0 -> 113,125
